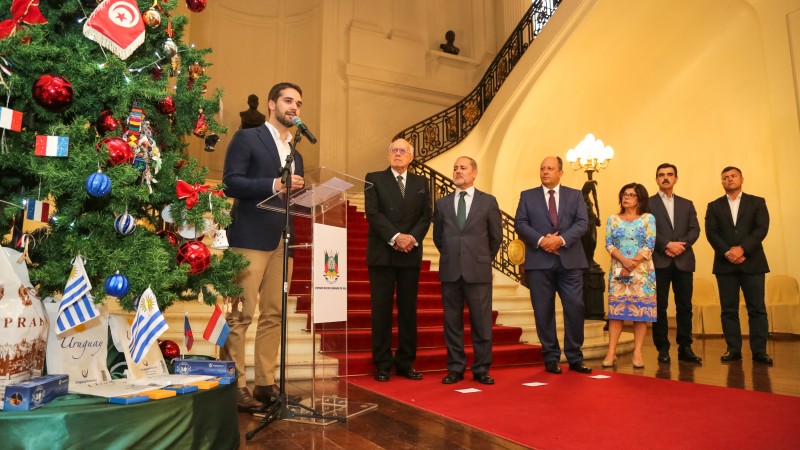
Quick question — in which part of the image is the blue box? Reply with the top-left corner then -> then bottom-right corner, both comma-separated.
164,384 -> 199,395
109,394 -> 150,405
173,359 -> 236,384
3,374 -> 69,411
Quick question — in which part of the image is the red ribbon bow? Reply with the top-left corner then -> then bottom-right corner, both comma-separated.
176,179 -> 224,209
0,0 -> 47,39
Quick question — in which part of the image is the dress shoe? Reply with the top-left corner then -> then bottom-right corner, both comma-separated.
441,371 -> 464,384
473,372 -> 495,385
720,351 -> 743,362
375,370 -> 391,382
253,384 -> 302,404
678,346 -> 702,363
752,353 -> 774,365
237,387 -> 264,412
602,357 -> 617,367
657,349 -> 671,364
568,362 -> 592,374
544,361 -> 562,374
396,367 -> 423,380
632,358 -> 645,369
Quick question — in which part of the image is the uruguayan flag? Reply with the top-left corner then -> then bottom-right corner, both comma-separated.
129,287 -> 168,364
56,255 -> 100,335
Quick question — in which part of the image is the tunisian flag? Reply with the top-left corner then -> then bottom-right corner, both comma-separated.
83,0 -> 145,60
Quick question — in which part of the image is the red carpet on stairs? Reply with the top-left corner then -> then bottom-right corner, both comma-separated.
291,203 -> 543,376
347,365 -> 800,450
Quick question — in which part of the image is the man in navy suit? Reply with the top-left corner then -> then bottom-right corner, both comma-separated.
705,166 -> 772,365
648,163 -> 703,364
515,156 -> 592,374
365,138 -> 432,382
221,82 -> 306,410
433,157 -> 502,385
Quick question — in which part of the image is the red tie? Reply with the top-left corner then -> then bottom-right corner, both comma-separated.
548,189 -> 558,228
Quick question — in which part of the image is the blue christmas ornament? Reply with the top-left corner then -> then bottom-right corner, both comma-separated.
104,272 -> 130,297
114,213 -> 137,235
86,171 -> 112,197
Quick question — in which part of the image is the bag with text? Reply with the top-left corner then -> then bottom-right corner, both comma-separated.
44,301 -> 111,389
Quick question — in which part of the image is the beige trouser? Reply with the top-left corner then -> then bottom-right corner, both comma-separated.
220,246 -> 293,388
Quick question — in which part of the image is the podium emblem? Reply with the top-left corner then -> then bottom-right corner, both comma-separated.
323,251 -> 339,283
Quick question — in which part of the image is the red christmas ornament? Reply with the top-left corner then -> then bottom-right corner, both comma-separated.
152,66 -> 163,81
192,110 -> 208,137
32,74 -> 74,113
185,0 -> 207,13
96,137 -> 134,166
157,229 -> 180,246
159,340 -> 181,360
176,241 -> 211,275
96,109 -> 120,135
158,96 -> 176,114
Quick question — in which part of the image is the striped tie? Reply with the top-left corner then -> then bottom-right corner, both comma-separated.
397,175 -> 405,197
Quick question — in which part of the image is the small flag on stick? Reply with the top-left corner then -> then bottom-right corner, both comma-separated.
203,304 -> 230,347
56,255 -> 100,335
184,313 -> 194,351
129,287 -> 168,364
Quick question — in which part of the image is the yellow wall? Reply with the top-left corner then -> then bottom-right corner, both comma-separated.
430,0 -> 800,282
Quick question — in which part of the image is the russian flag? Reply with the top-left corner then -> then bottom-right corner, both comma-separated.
35,135 -> 70,157
0,106 -> 23,132
26,199 -> 50,223
203,304 -> 230,347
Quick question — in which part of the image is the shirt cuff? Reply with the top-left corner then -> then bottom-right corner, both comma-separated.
389,233 -> 400,246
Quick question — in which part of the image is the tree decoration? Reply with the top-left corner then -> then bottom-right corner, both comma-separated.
143,5 -> 162,28
104,271 -> 130,297
158,96 -> 176,115
158,339 -> 180,360
187,62 -> 203,90
82,0 -> 145,60
97,136 -> 134,165
0,0 -> 48,39
185,0 -> 207,13
96,109 -> 120,135
192,109 -> 208,137
176,179 -> 224,209
176,241 -> 211,275
204,133 -> 219,152
114,212 -> 136,235
32,74 -> 74,113
156,229 -> 179,246
85,171 -> 111,197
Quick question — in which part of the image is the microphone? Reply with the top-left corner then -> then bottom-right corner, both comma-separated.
290,116 -> 317,144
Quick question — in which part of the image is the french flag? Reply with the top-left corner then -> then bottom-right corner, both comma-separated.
35,135 -> 70,157
26,199 -> 50,223
0,106 -> 23,132
203,304 -> 230,347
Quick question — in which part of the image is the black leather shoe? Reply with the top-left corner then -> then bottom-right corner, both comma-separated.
473,372 -> 495,384
678,346 -> 702,363
441,371 -> 464,384
237,387 -> 264,412
720,351 -> 743,362
657,348 -> 671,364
753,354 -> 774,365
253,384 -> 301,404
545,361 -> 562,374
568,362 -> 592,374
396,367 -> 423,380
375,370 -> 391,382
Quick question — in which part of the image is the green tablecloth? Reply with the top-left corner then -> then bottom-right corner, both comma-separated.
0,383 -> 238,450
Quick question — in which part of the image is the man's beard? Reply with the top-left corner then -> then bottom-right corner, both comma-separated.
276,111 -> 294,128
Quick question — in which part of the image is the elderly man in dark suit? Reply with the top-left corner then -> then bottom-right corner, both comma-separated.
222,82 -> 306,410
515,156 -> 592,374
705,166 -> 772,365
365,138 -> 433,382
433,157 -> 502,385
648,163 -> 702,364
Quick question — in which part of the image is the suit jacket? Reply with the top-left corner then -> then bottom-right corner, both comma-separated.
705,193 -> 770,274
515,185 -> 588,270
364,168 -> 432,268
222,124 -> 304,251
433,189 -> 502,283
648,193 -> 700,271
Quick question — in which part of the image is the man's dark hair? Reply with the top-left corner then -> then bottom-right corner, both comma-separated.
247,94 -> 259,108
721,166 -> 742,176
617,182 -> 649,215
655,163 -> 678,178
267,82 -> 302,104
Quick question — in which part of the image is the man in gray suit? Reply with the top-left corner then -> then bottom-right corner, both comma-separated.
515,156 -> 591,374
433,157 -> 502,385
648,163 -> 702,365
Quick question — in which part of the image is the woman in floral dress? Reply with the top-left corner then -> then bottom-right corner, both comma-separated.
603,183 -> 656,368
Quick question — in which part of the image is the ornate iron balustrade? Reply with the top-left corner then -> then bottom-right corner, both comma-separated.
395,0 -> 562,162
411,160 -> 525,284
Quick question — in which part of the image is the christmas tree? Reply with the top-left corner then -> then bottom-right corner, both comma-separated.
0,0 -> 247,312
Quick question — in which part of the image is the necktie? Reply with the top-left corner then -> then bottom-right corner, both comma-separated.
548,189 -> 558,227
397,175 -> 405,198
456,191 -> 467,230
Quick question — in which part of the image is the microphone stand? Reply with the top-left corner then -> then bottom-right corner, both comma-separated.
246,129 -> 345,440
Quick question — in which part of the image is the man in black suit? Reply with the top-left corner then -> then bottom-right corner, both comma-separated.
648,163 -> 702,364
365,138 -> 433,382
222,82 -> 306,410
705,166 -> 772,365
515,156 -> 592,374
433,157 -> 502,385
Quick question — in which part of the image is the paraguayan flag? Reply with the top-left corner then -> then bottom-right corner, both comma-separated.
129,287 -> 168,364
56,255 -> 100,335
